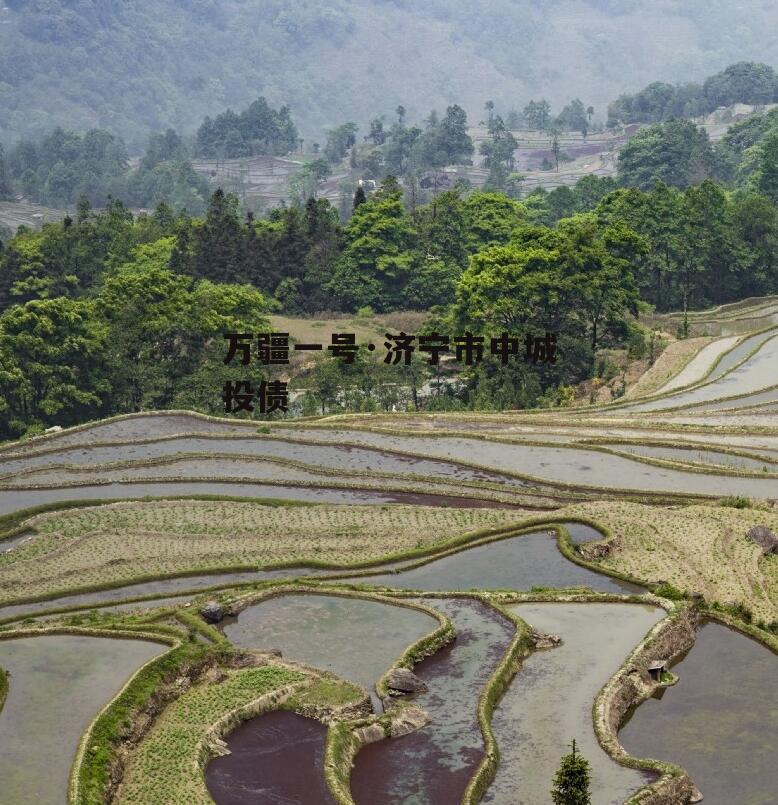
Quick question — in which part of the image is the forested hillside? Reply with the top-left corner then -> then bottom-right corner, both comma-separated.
2,0 -> 778,148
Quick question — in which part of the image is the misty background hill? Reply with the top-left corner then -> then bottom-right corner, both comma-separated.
2,0 -> 778,150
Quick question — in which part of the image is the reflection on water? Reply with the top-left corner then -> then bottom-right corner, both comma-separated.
221,594 -> 436,709
351,597 -> 514,805
619,622 -> 778,805
484,602 -> 661,804
0,635 -> 163,805
206,710 -> 334,805
357,530 -> 641,594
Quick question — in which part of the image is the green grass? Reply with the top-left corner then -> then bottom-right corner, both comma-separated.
285,678 -> 363,710
0,501 -> 523,606
116,665 -> 305,804
73,639 -> 214,804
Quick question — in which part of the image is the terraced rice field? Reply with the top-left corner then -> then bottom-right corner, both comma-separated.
1,298 -> 777,804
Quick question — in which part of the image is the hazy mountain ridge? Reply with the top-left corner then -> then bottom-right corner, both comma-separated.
1,0 -> 778,150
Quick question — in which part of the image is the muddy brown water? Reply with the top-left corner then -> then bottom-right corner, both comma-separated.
619,621 -> 778,805
483,602 -> 662,804
350,597 -> 515,804
205,710 -> 334,805
0,634 -> 164,804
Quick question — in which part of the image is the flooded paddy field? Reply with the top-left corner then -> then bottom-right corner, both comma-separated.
619,334 -> 778,413
655,411 -> 778,428
697,307 -> 778,336
619,622 -> 778,805
0,480 -> 520,520
221,594 -> 437,706
0,436 -> 527,487
678,384 -> 778,411
3,303 -> 778,804
0,520 -> 628,622
564,521 -> 607,544
205,710 -> 334,805
0,530 -> 34,553
483,602 -> 662,804
0,634 -> 164,804
607,443 -> 778,472
655,336 -> 740,394
258,431 -> 778,498
0,414 -> 254,454
0,456 -> 333,487
351,597 -> 515,804
0,565 -> 336,623
354,529 -> 642,594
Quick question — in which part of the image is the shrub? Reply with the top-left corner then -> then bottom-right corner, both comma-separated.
719,496 -> 752,509
652,582 -> 686,601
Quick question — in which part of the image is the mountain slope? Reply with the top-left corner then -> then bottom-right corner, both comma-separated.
1,1 -> 778,149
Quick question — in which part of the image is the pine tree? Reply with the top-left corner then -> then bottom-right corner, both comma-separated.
353,186 -> 367,209
192,189 -> 244,283
551,739 -> 592,805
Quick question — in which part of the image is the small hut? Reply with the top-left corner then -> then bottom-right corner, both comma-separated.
647,660 -> 667,682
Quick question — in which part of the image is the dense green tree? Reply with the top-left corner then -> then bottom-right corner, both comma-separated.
596,182 -> 683,309
608,62 -> 778,126
427,105 -> 475,166
481,117 -> 518,189
0,198 -> 137,310
682,180 -> 739,305
140,129 -> 188,171
455,214 -> 642,353
5,127 -> 128,207
5,124 -> 207,211
757,131 -> 778,203
97,237 -> 268,412
353,186 -> 367,209
731,192 -> 778,296
367,117 -> 387,145
617,119 -> 716,190
196,97 -> 298,158
327,186 -> 420,311
523,99 -> 552,131
551,740 -> 592,805
0,297 -> 108,437
383,122 -> 423,175
704,61 -> 778,108
556,215 -> 644,350
417,190 -> 468,269
461,192 -> 528,251
556,98 -> 589,135
455,241 -> 561,331
191,189 -> 244,283
324,122 -> 358,163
